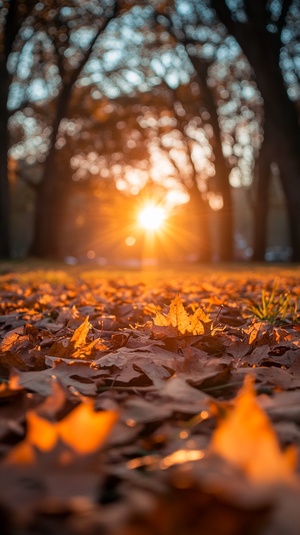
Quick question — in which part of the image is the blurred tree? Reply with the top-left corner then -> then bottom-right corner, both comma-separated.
0,0 -> 35,258
153,7 -> 233,260
252,122 -> 272,261
150,1 -> 265,260
210,0 -> 300,260
35,83 -> 211,260
79,85 -> 218,260
50,90 -> 152,258
26,0 -> 120,258
142,83 -> 215,261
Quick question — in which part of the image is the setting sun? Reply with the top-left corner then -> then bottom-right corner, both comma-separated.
138,204 -> 166,231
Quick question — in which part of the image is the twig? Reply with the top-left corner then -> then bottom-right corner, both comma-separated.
97,381 -> 243,394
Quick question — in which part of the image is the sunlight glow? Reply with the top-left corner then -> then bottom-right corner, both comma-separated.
125,236 -> 136,247
126,449 -> 204,471
138,204 -> 166,231
160,449 -> 204,469
208,192 -> 224,211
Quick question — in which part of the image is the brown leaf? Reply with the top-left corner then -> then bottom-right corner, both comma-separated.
0,351 -> 28,372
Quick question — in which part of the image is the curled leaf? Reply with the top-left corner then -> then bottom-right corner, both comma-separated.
71,316 -> 91,348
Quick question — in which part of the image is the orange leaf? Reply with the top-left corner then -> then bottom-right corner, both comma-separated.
5,401 -> 118,464
27,411 -> 58,451
58,403 -> 118,454
210,376 -> 297,483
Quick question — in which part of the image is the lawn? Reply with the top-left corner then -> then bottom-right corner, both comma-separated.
1,263 -> 300,535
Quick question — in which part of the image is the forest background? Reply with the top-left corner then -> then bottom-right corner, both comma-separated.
1,0 -> 300,265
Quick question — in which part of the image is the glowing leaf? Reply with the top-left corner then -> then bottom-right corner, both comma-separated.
5,401 -> 118,464
71,316 -> 91,348
210,376 -> 297,483
58,403 -> 118,454
48,316 -> 102,359
27,411 -> 57,451
153,295 -> 212,336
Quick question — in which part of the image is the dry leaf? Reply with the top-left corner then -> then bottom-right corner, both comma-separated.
210,376 -> 297,484
5,401 -> 118,464
0,351 -> 28,372
0,328 -> 26,352
48,316 -> 104,359
71,316 -> 91,348
2,268 -> 300,534
153,295 -> 212,336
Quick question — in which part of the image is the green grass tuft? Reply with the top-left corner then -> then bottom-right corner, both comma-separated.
247,279 -> 298,323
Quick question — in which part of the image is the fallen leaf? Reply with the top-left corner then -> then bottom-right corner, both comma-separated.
210,376 -> 297,484
71,316 -> 91,348
153,295 -> 212,337
5,400 -> 118,463
57,402 -> 119,454
47,316 -> 104,360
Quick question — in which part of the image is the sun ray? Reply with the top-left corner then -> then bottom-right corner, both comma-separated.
138,204 -> 167,231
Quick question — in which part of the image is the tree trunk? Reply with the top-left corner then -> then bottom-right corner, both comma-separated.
188,189 -> 213,262
188,56 -> 234,261
214,155 -> 234,262
29,5 -> 120,258
0,61 -> 10,259
0,0 -> 35,258
30,163 -> 68,258
252,133 -> 271,261
260,76 -> 300,261
277,153 -> 300,262
30,86 -> 70,258
211,0 -> 300,260
30,157 -> 62,259
246,70 -> 300,260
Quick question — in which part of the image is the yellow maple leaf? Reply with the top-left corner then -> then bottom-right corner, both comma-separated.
48,316 -> 106,359
153,294 -> 211,336
210,376 -> 297,484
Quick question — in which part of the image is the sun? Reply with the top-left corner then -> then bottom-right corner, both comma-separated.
138,204 -> 166,231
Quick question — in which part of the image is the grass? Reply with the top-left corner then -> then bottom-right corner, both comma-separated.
247,278 -> 298,323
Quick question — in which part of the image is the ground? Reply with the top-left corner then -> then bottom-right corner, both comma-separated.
1,262 -> 300,535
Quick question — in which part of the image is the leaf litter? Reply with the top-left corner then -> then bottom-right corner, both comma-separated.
1,267 -> 300,534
